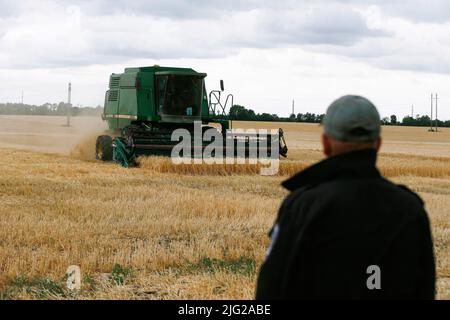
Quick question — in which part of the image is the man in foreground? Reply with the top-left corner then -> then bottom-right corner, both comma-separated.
256,95 -> 435,299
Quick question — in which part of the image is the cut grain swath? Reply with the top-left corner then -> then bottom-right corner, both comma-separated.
137,156 -> 310,176
137,156 -> 450,178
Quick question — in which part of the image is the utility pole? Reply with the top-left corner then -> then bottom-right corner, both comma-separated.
411,105 -> 414,118
430,93 -> 433,131
66,83 -> 72,127
21,90 -> 24,105
292,99 -> 295,116
435,93 -> 438,132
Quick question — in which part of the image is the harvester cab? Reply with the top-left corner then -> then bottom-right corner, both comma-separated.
96,65 -> 288,167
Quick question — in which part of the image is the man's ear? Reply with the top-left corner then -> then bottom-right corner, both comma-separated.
375,137 -> 382,152
322,133 -> 332,157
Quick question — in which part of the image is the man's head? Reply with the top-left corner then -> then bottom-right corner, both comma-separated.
322,95 -> 382,157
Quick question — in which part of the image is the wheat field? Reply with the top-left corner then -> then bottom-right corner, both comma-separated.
0,116 -> 449,299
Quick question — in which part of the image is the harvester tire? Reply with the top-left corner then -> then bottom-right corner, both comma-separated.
96,135 -> 113,161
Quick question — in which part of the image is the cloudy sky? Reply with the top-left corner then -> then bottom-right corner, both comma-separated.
1,0 -> 450,119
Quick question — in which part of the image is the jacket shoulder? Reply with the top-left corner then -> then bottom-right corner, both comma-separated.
276,185 -> 318,223
396,184 -> 424,205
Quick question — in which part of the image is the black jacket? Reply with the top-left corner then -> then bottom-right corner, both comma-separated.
256,149 -> 435,299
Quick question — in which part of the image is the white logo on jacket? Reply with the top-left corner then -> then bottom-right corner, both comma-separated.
265,224 -> 280,258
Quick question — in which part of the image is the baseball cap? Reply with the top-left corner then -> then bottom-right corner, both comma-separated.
323,95 -> 381,143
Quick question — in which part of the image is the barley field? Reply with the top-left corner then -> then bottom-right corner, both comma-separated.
0,115 -> 449,299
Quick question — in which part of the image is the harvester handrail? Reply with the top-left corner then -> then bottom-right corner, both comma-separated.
209,91 -> 234,116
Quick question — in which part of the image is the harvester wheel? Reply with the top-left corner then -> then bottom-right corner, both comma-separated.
96,135 -> 113,161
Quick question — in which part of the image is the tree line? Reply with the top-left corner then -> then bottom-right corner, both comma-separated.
228,105 -> 325,123
382,114 -> 450,127
1,102 -> 449,127
228,105 -> 450,127
0,102 -> 102,117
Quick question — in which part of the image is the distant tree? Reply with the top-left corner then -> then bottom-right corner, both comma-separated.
401,116 -> 415,126
390,115 -> 398,125
416,115 -> 432,127
400,115 -> 434,127
229,105 -> 256,120
316,114 -> 325,123
258,113 -> 274,121
381,117 -> 389,125
304,113 -> 315,123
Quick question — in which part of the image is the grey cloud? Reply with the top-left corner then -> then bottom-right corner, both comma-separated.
3,0 -> 450,22
0,2 -> 390,69
308,33 -> 450,75
379,59 -> 450,74
384,1 -> 450,23
0,0 -> 18,17
332,0 -> 450,23
72,0 -> 450,23
258,5 -> 388,47
62,0 -> 289,19
350,55 -> 450,75
1,0 -> 450,76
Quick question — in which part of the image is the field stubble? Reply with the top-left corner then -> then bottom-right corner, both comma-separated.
0,116 -> 449,299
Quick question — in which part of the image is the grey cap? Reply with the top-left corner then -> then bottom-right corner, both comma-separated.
323,95 -> 381,143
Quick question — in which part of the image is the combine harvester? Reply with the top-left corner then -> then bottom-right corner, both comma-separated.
95,65 -> 288,167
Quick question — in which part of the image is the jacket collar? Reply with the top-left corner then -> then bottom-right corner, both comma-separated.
282,149 -> 381,192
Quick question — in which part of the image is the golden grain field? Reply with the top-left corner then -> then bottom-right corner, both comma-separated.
0,116 -> 449,299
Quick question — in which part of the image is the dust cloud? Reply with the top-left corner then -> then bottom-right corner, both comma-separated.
0,115 -> 108,159
69,132 -> 105,161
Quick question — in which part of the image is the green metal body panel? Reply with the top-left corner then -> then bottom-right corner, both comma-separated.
103,65 -> 223,130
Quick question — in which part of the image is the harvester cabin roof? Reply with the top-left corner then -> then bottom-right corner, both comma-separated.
124,66 -> 206,77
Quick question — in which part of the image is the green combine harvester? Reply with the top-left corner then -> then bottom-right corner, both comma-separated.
96,65 -> 288,167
